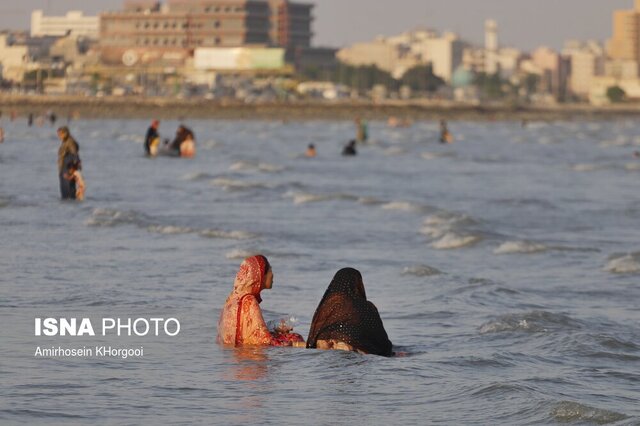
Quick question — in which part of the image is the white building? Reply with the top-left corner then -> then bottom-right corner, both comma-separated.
337,29 -> 463,82
31,10 -> 99,38
0,35 -> 29,82
484,20 -> 499,74
563,40 -> 605,98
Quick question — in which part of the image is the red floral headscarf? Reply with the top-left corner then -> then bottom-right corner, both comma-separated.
232,255 -> 270,303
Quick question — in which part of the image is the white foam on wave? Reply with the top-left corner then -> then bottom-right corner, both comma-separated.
421,151 -> 453,160
570,163 -> 603,172
146,225 -> 193,235
432,232 -> 481,250
624,162 -> 640,171
85,208 -> 144,227
420,212 -> 476,238
211,178 -> 269,191
402,265 -> 442,277
552,401 -> 627,424
200,229 -> 257,240
230,161 -> 284,173
494,241 -> 548,255
283,190 -> 356,205
381,201 -> 423,213
604,253 -> 640,274
479,311 -> 577,334
181,172 -> 214,181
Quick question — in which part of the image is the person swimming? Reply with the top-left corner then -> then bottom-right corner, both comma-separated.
306,144 -> 317,158
306,268 -> 393,357
169,124 -> 196,158
217,255 -> 304,347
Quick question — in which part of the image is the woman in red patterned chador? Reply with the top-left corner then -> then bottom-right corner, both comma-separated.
217,255 -> 304,347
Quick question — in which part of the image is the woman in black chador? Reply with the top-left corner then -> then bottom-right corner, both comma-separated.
307,268 -> 393,357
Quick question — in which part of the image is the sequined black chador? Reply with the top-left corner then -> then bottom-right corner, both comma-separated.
307,268 -> 393,357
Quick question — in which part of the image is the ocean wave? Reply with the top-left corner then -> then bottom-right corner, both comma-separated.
421,151 -> 455,160
200,229 -> 257,240
552,401 -> 627,424
383,147 -> 407,156
211,178 -> 270,191
432,232 -> 481,250
357,196 -> 382,205
479,311 -> 579,334
381,201 -> 424,213
494,241 -> 548,255
225,249 -> 260,260
570,163 -> 605,172
85,208 -> 148,227
229,161 -> 284,173
181,172 -> 216,181
283,191 -> 357,205
146,225 -> 194,235
86,208 -> 256,241
401,265 -> 442,277
624,162 -> 640,171
604,253 -> 640,274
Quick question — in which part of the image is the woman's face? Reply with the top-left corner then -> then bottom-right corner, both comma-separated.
263,268 -> 273,290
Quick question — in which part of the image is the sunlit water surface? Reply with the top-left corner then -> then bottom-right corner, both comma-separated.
0,118 -> 639,425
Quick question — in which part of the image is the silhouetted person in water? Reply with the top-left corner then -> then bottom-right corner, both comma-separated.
28,113 -> 34,127
56,126 -> 80,200
342,140 -> 357,156
439,120 -> 452,144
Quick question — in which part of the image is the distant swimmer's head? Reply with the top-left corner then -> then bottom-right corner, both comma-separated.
308,144 -> 315,149
151,119 -> 160,128
57,126 -> 69,140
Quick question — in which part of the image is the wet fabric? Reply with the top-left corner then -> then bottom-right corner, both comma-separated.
144,126 -> 159,156
307,268 -> 393,357
217,255 -> 299,347
59,153 -> 78,200
57,135 -> 79,173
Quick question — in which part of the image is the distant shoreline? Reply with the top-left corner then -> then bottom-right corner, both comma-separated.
1,94 -> 640,121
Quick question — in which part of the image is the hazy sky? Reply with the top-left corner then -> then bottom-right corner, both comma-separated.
0,0 -> 633,50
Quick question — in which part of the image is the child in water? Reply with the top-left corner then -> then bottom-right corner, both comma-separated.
306,144 -> 317,158
65,160 -> 85,201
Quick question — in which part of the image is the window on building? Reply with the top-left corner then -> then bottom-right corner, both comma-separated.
215,37 -> 221,45
214,21 -> 220,28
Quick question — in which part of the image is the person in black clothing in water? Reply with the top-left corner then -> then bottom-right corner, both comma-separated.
169,124 -> 195,156
342,139 -> 357,156
144,119 -> 160,157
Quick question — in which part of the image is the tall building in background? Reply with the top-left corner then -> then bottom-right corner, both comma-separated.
31,10 -> 99,38
269,0 -> 313,49
99,0 -> 313,66
484,19 -> 498,75
607,0 -> 640,63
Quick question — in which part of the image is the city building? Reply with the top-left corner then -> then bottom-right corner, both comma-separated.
563,40 -> 605,98
484,19 -> 498,75
0,34 -> 30,82
337,29 -> 463,81
607,0 -> 640,65
99,0 -> 313,66
31,10 -> 99,38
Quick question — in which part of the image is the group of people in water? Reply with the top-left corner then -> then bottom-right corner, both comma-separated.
217,255 -> 394,357
144,120 -> 196,158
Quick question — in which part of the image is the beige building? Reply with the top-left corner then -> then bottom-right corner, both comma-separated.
607,0 -> 640,64
563,40 -> 605,98
31,10 -> 99,38
100,0 -> 313,66
0,34 -> 30,82
337,30 -> 463,81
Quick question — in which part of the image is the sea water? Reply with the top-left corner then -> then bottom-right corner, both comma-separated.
0,118 -> 638,424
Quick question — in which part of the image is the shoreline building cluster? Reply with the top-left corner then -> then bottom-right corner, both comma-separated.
2,1 -> 640,104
